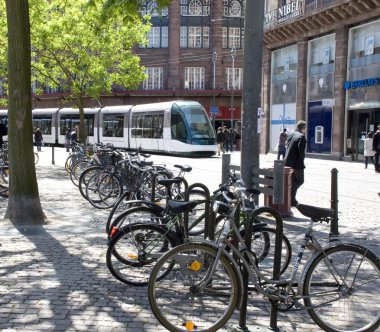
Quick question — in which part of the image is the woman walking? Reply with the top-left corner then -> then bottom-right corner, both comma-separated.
34,128 -> 43,152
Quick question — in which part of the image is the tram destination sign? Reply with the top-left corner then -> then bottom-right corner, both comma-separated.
344,77 -> 380,90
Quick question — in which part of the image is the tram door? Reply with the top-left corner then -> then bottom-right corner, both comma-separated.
347,110 -> 371,160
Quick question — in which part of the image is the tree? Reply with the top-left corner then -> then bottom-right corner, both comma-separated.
5,0 -> 46,224
30,0 -> 151,143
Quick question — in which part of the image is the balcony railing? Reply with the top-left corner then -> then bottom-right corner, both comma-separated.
304,0 -> 340,13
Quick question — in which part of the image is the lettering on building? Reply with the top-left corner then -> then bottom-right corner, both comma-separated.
344,77 -> 380,90
265,0 -> 303,28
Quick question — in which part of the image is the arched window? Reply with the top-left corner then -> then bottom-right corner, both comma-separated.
181,0 -> 210,16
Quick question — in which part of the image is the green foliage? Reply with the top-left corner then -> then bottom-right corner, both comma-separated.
29,0 -> 151,104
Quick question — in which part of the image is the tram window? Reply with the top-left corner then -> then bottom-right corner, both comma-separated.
59,116 -> 94,136
181,106 -> 214,138
33,117 -> 52,135
131,115 -> 143,137
143,115 -> 153,138
171,112 -> 187,141
152,114 -> 163,138
103,115 -> 124,137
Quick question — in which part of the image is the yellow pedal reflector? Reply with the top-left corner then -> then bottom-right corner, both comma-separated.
185,321 -> 195,331
188,261 -> 202,271
127,253 -> 138,260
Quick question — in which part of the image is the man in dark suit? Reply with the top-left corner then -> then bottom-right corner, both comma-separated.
284,120 -> 307,207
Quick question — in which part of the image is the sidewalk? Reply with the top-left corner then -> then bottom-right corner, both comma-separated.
0,148 -> 379,331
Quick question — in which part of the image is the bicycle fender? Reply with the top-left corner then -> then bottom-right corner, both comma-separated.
185,240 -> 245,311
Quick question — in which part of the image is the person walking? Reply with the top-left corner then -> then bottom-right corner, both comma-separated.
364,132 -> 375,169
373,125 -> 380,173
34,128 -> 43,152
284,120 -> 307,207
277,128 -> 288,160
65,128 -> 71,152
216,127 -> 225,156
228,128 -> 234,152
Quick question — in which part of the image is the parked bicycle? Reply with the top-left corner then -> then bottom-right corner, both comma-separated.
148,187 -> 380,332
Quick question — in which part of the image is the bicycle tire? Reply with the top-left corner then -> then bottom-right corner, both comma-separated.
78,165 -> 103,200
70,159 -> 91,187
303,244 -> 380,332
86,171 -> 122,209
148,242 -> 239,332
107,205 -> 164,237
34,152 -> 39,165
106,223 -> 177,286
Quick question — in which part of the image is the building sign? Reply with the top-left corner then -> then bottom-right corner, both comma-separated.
344,77 -> 380,90
264,0 -> 303,28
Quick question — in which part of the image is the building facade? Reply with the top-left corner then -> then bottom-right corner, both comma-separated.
263,0 -> 380,160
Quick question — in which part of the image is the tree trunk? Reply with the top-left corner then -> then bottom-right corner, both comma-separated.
5,0 -> 46,224
76,95 -> 87,144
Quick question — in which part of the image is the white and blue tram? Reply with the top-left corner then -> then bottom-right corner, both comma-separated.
1,100 -> 217,156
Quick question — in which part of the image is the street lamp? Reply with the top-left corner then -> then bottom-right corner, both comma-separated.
230,45 -> 236,130
212,51 -> 217,129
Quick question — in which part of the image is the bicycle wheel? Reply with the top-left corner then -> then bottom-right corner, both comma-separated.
78,165 -> 103,200
34,152 -> 39,165
86,171 -> 122,209
107,205 -> 164,237
303,244 -> 380,332
106,223 -> 177,286
148,242 -> 239,332
69,159 -> 91,187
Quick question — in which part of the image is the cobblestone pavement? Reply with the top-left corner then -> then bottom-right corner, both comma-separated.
0,148 -> 379,331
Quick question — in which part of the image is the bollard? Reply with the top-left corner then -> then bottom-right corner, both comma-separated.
330,168 -> 339,237
52,145 -> 55,165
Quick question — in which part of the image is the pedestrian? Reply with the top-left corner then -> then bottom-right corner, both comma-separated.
373,125 -> 380,173
284,120 -> 307,207
34,128 -> 43,152
216,127 -> 225,156
0,122 -> 7,149
364,132 -> 375,169
70,128 -> 78,152
65,128 -> 71,152
277,128 -> 288,160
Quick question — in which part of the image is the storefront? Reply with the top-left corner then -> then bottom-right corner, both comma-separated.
345,20 -> 380,159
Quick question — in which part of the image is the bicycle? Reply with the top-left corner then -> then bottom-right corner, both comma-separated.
148,188 -> 380,332
106,178 -> 206,286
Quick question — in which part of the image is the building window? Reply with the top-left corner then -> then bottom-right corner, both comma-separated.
143,67 -> 163,90
181,0 -> 211,16
144,27 -> 168,48
223,0 -> 244,17
180,26 -> 209,48
226,68 -> 242,90
184,67 -> 205,90
140,1 -> 168,16
222,27 -> 241,48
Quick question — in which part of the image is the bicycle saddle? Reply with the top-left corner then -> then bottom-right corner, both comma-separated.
166,199 -> 203,214
297,204 -> 334,221
174,164 -> 192,172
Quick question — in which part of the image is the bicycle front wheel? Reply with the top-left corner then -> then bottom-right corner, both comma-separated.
303,244 -> 380,332
148,242 -> 239,332
107,223 -> 177,286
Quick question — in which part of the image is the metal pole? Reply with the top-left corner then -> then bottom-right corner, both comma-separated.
330,168 -> 339,238
230,46 -> 236,130
212,51 -> 217,131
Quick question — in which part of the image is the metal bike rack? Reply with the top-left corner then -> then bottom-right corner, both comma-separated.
150,174 -> 188,203
185,183 -> 211,239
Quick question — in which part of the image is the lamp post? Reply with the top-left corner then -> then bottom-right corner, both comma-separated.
230,45 -> 236,130
212,51 -> 217,129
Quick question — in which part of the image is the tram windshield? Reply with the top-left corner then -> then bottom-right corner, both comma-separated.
171,104 -> 215,144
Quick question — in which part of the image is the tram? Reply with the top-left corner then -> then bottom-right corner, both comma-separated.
0,100 -> 217,156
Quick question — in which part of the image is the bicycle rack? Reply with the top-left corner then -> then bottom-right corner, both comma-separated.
232,206 -> 285,332
150,173 -> 188,203
185,183 -> 211,238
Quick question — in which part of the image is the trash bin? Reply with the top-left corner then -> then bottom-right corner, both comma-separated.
264,166 -> 293,216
